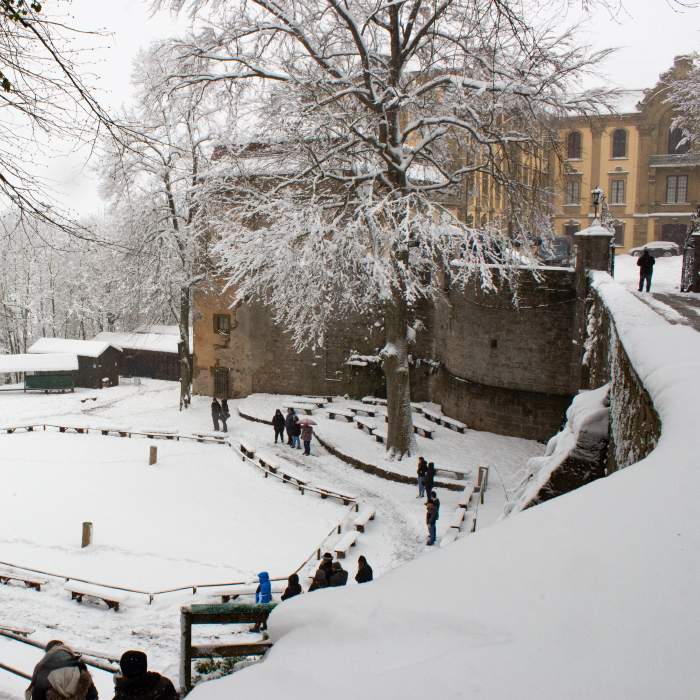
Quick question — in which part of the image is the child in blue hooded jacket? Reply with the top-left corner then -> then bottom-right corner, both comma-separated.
255,571 -> 272,603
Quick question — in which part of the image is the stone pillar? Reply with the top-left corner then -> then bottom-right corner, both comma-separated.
692,232 -> 700,293
574,223 -> 614,389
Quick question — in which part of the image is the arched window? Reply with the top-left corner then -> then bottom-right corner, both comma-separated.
567,131 -> 582,160
612,129 -> 627,158
669,127 -> 690,155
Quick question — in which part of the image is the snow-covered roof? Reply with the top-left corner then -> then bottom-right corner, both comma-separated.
92,331 -> 179,354
0,353 -> 79,373
27,338 -> 121,358
148,325 -> 180,336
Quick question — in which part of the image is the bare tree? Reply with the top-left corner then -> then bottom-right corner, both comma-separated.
99,44 -> 228,409
154,0 -> 615,455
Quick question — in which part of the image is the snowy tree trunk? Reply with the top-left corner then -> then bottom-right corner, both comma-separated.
382,289 -> 416,459
179,287 -> 191,410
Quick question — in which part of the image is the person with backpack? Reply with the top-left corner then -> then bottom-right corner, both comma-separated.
112,651 -> 178,700
355,556 -> 373,584
220,399 -> 230,433
426,501 -> 438,546
637,249 -> 655,292
211,398 -> 221,432
281,573 -> 302,601
272,409 -> 285,443
416,457 -> 427,498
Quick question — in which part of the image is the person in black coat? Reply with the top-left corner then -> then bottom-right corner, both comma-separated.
317,552 -> 334,581
423,462 -> 436,502
211,398 -> 221,432
220,399 -> 230,433
284,407 -> 296,445
329,561 -> 348,586
426,501 -> 438,546
355,556 -> 373,584
308,570 -> 329,592
272,409 -> 285,443
281,573 -> 302,601
417,457 -> 427,498
428,490 -> 440,516
637,249 -> 655,292
113,651 -> 178,700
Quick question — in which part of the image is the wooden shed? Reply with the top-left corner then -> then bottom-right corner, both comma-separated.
0,353 -> 79,393
92,331 -> 182,382
28,338 -> 122,389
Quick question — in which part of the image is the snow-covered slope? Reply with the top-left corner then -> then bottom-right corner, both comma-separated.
190,273 -> 700,700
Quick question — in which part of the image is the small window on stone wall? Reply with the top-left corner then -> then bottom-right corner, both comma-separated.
214,314 -> 231,334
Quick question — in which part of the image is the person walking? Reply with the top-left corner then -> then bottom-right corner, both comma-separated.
112,651 -> 178,700
291,415 -> 302,449
252,571 -> 272,632
211,398 -> 221,432
423,462 -> 436,502
329,561 -> 348,586
272,409 -> 285,443
301,421 -> 314,455
285,407 -> 296,445
355,556 -> 373,584
637,249 -> 655,292
308,570 -> 329,592
26,641 -> 98,700
281,573 -> 302,601
220,399 -> 230,433
426,501 -> 438,546
416,457 -> 427,498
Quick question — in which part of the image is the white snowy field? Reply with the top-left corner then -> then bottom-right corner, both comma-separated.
0,431 -> 344,590
186,273 -> 700,700
614,252 -> 682,293
0,380 -> 544,696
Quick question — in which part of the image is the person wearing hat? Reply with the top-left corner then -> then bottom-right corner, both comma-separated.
113,651 -> 178,700
329,561 -> 348,587
316,552 -> 334,581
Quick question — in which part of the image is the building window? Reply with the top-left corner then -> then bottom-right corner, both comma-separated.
213,314 -> 231,334
567,131 -> 582,160
669,127 -> 690,155
610,180 -> 625,204
666,175 -> 688,203
613,224 -> 624,246
612,129 -> 627,158
564,224 -> 580,238
565,180 -> 580,204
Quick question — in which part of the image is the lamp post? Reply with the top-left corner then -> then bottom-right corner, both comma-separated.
591,186 -> 603,222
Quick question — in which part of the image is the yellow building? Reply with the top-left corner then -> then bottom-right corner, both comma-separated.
552,56 -> 699,252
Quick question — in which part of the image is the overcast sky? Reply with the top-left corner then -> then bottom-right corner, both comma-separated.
37,0 -> 700,217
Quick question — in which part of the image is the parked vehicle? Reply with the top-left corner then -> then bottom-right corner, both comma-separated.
537,236 -> 574,267
628,241 -> 680,258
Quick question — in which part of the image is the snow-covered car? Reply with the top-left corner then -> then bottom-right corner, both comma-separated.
536,236 -> 574,267
628,241 -> 680,258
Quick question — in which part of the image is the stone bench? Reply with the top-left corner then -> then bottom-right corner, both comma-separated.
137,428 -> 177,440
361,397 -> 387,405
314,483 -> 357,505
257,452 -> 280,473
457,487 -> 476,508
373,427 -> 388,443
326,409 -> 355,422
354,507 -> 376,532
346,403 -> 380,417
294,397 -> 326,408
193,431 -> 227,443
334,530 -> 360,558
304,395 -> 334,403
436,467 -> 471,480
421,407 -> 443,423
64,581 -> 132,612
449,509 -> 466,529
0,571 -> 48,591
440,416 -> 467,433
354,417 -> 376,434
282,403 -> 317,415
239,439 -> 256,459
0,425 -> 37,434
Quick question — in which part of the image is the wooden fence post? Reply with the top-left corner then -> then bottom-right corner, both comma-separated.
81,522 -> 93,548
180,607 -> 192,695
149,446 -> 157,465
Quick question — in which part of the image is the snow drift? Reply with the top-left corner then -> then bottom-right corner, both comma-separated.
188,271 -> 700,700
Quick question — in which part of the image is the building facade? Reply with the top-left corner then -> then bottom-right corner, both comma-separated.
552,57 -> 699,252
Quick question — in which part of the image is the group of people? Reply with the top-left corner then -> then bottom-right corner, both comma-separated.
417,456 -> 441,545
272,407 -> 314,456
210,398 -> 230,432
26,642 -> 178,700
308,552 -> 373,590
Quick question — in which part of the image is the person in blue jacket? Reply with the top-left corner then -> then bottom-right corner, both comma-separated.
253,571 -> 272,633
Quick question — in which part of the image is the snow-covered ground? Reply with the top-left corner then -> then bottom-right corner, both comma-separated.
614,253 -> 682,294
0,381 -> 543,696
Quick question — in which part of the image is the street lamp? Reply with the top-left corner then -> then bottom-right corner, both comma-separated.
591,186 -> 603,222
